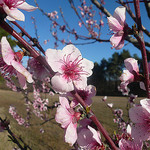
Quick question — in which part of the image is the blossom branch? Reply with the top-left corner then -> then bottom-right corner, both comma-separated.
91,0 -> 150,49
70,91 -> 118,150
11,21 -> 45,55
34,0 -> 110,45
133,0 -> 150,98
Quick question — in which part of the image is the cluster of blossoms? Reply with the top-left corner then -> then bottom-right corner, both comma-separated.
55,96 -> 103,148
9,106 -> 27,126
0,0 -> 150,149
33,88 -> 49,112
78,2 -> 102,38
47,11 -> 58,19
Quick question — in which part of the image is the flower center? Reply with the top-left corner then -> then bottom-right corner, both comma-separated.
60,52 -> 87,82
68,108 -> 81,124
14,51 -> 23,62
0,51 -> 23,77
3,0 -> 25,9
77,89 -> 89,101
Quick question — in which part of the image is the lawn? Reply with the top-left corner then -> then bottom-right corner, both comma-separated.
0,90 -> 142,150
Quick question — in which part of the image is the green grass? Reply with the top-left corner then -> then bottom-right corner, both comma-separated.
0,90 -> 142,150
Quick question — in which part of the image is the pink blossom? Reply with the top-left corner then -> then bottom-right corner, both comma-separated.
33,85 -> 49,111
9,106 -> 26,126
107,6 -> 129,49
78,21 -> 82,27
102,96 -> 107,101
0,0 -> 37,21
86,19 -> 94,25
107,103 -> 113,108
119,139 -> 143,150
118,81 -> 130,95
46,44 -> 94,93
55,96 -> 81,146
77,125 -> 102,150
47,11 -> 58,19
119,58 -> 139,95
129,98 -> 150,142
28,57 -> 49,81
70,84 -> 96,107
0,37 -> 33,89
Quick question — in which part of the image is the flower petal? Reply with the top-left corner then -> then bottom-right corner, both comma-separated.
107,16 -> 123,32
11,60 -> 33,83
113,6 -> 126,26
1,36 -> 14,65
139,82 -> 146,91
74,76 -> 87,89
45,48 -> 63,72
65,122 -> 77,146
51,73 -> 74,93
55,105 -> 71,128
124,58 -> 139,73
119,139 -> 143,150
120,69 -> 134,82
140,98 -> 150,113
3,5 -> 25,21
129,106 -> 149,123
16,71 -> 27,90
17,2 -> 38,12
6,16 -> 16,21
131,124 -> 150,142
62,44 -> 82,61
86,85 -> 96,98
110,33 -> 123,49
88,126 -> 101,145
77,128 -> 93,148
59,96 -> 70,109
115,38 -> 124,50
81,58 -> 94,77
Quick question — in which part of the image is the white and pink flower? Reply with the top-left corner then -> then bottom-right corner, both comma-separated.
28,57 -> 49,81
0,36 -> 33,89
107,6 -> 130,49
119,139 -> 143,150
129,98 -> 150,142
77,125 -> 102,149
0,0 -> 37,21
70,84 -> 96,107
55,96 -> 81,146
46,44 -> 94,93
119,58 -> 139,95
120,57 -> 139,83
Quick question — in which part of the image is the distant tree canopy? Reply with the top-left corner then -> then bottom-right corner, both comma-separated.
88,49 -> 145,96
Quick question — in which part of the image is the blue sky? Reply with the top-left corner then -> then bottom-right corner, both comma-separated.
14,0 -> 150,64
